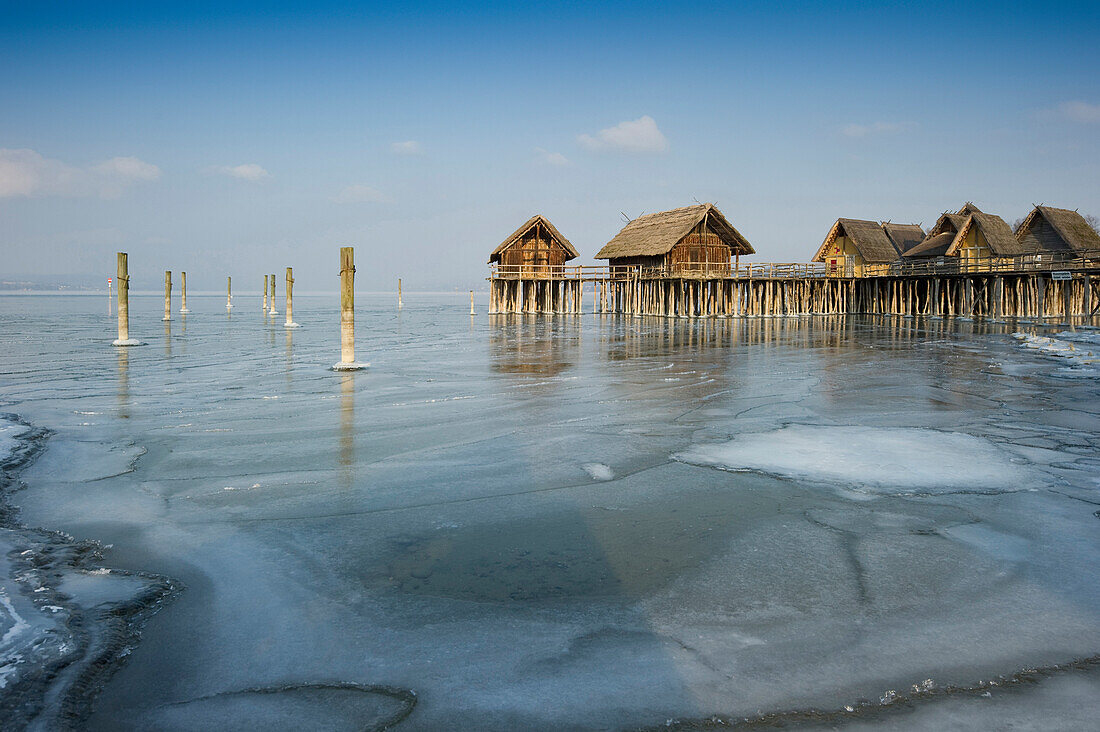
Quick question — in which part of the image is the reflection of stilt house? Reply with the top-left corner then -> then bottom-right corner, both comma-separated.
1015,205 -> 1100,254
812,218 -> 907,276
488,215 -> 583,314
594,204 -> 754,277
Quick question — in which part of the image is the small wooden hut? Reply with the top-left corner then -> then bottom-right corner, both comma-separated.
944,211 -> 1029,269
905,204 -> 982,260
1015,205 -> 1100,254
812,218 -> 899,276
881,222 -> 925,255
594,204 -> 753,276
488,215 -> 578,276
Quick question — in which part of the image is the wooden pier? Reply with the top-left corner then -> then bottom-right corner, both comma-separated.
488,252 -> 1100,319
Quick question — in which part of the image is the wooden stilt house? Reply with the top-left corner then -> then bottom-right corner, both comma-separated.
594,204 -> 754,277
488,215 -> 578,276
944,210 -> 1029,270
905,204 -> 984,261
1014,205 -> 1100,254
881,222 -> 925,255
812,219 -> 901,276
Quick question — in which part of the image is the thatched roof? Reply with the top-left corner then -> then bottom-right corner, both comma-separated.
945,212 -> 1027,257
1017,205 -> 1100,253
594,204 -> 754,260
881,223 -> 925,254
812,218 -> 898,263
904,232 -> 955,258
489,215 -> 578,264
929,212 -> 967,237
957,202 -> 983,216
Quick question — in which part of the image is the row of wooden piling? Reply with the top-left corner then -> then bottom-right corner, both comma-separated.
111,250 -> 363,369
489,273 -> 1098,319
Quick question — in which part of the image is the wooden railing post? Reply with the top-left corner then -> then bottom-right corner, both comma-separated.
333,247 -> 366,370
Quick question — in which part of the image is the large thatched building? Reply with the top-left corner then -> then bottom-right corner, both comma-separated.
1015,205 -> 1100,253
594,204 -> 754,275
812,218 -> 922,276
488,215 -> 578,275
905,204 -> 984,260
943,210 -> 1030,267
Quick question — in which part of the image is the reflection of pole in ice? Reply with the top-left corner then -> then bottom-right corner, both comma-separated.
164,319 -> 172,355
163,271 -> 172,321
333,247 -> 367,370
116,346 -> 130,419
180,271 -> 190,313
285,328 -> 294,384
284,267 -> 299,328
112,252 -> 140,346
339,372 -> 355,487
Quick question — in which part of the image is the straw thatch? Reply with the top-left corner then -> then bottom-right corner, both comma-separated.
489,215 -> 578,264
594,204 -> 753,260
881,223 -> 925,254
957,202 -> 983,216
812,218 -> 898,263
903,232 -> 955,258
1015,205 -> 1100,253
945,212 -> 1028,257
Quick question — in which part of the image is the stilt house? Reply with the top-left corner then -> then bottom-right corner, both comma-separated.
594,204 -> 754,276
881,222 -> 925,255
943,210 -> 1030,269
1014,205 -> 1100,254
905,204 -> 984,260
812,218 -> 902,276
488,215 -> 578,277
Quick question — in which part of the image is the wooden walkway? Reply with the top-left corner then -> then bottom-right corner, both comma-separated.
488,251 -> 1100,319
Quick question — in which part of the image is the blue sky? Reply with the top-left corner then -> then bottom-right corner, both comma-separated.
2,1 -> 1099,290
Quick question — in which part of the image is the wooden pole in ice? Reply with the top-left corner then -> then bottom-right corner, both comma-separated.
163,271 -> 172,321
112,252 -> 140,346
226,276 -> 233,311
333,247 -> 366,370
284,267 -> 299,327
269,273 -> 278,315
263,275 -> 269,312
180,271 -> 190,313
398,278 -> 403,309
469,290 -> 475,315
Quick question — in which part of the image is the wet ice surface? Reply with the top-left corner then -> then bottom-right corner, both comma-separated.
1,294 -> 1099,730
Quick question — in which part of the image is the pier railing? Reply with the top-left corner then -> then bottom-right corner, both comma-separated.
490,249 -> 1100,282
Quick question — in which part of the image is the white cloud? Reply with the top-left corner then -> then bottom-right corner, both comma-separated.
578,115 -> 668,154
534,147 -> 569,166
841,121 -> 916,138
1055,100 -> 1100,123
390,140 -> 424,156
0,148 -> 161,198
215,163 -> 269,181
334,184 -> 388,204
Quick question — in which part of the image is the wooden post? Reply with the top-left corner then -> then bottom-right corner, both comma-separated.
227,276 -> 233,311
1036,276 -> 1045,319
180,271 -> 190,313
269,273 -> 278,315
398,278 -> 403,309
108,278 -> 113,315
1085,274 -> 1093,317
163,271 -> 172,321
284,267 -> 299,327
470,289 -> 476,315
333,247 -> 366,370
263,275 -> 269,312
1063,279 -> 1073,325
112,252 -> 139,346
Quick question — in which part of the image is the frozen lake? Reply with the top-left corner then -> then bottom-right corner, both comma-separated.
1,293 -> 1099,730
